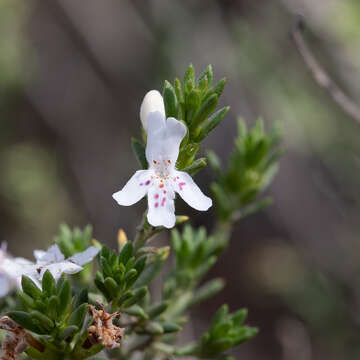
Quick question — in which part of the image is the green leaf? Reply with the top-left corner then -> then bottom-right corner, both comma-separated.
75,288 -> 89,308
100,256 -> 112,278
163,80 -> 179,119
30,310 -> 54,330
7,311 -> 46,334
197,65 -> 213,87
17,290 -> 35,310
207,150 -> 222,173
198,75 -> 208,95
212,304 -> 229,326
195,256 -> 217,280
185,88 -> 201,124
134,247 -> 170,288
235,197 -> 272,221
47,295 -> 59,320
174,77 -> 184,104
189,278 -> 225,307
118,290 -> 134,305
123,304 -> 148,319
58,279 -> 71,317
195,106 -> 229,142
184,63 -> 195,95
125,256 -> 135,272
131,137 -> 148,169
171,229 -> 182,254
100,246 -> 111,259
124,268 -> 138,289
183,157 -> 207,176
68,303 -> 88,328
119,242 -> 133,265
232,308 -> 248,326
144,321 -> 164,335
104,277 -> 119,299
190,93 -> 218,133
42,270 -> 56,297
122,286 -> 147,308
21,276 -> 42,299
176,142 -> 200,169
160,322 -> 182,333
213,77 -> 226,97
55,224 -> 74,258
134,256 -> 147,276
147,301 -> 168,319
58,325 -> 79,340
56,274 -> 66,293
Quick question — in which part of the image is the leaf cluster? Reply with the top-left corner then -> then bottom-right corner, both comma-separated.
55,224 -> 93,258
209,117 -> 282,221
8,272 -> 98,359
195,305 -> 258,359
132,64 -> 230,174
164,225 -> 226,305
95,242 -> 184,341
95,243 -> 147,310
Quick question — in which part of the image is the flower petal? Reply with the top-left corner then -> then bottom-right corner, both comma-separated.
140,90 -> 165,131
33,250 -> 46,261
68,246 -> 99,266
0,275 -> 11,297
2,257 -> 35,278
146,116 -> 187,166
1,242 -> 7,253
147,183 -> 176,228
112,170 -> 152,206
40,262 -> 83,281
173,171 -> 212,211
35,245 -> 65,263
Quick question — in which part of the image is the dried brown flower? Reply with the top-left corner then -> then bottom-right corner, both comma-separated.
0,316 -> 44,360
87,304 -> 125,349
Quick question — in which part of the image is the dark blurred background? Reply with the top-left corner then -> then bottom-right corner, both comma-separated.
2,0 -> 360,359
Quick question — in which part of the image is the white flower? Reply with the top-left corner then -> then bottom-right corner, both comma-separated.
0,242 -> 23,297
3,244 -> 99,288
112,90 -> 212,229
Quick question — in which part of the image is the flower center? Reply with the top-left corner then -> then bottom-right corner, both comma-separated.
152,158 -> 172,179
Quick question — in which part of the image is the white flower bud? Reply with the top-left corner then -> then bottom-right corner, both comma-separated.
140,90 -> 165,131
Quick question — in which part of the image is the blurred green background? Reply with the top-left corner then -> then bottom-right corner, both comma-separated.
2,0 -> 360,359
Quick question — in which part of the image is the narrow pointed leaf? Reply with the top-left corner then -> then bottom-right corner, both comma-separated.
131,138 -> 148,169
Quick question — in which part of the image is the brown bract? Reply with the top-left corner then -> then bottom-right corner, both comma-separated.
87,304 -> 125,349
0,316 -> 43,360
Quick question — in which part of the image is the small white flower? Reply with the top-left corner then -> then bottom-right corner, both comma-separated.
0,242 -> 24,297
3,244 -> 99,289
113,90 -> 212,229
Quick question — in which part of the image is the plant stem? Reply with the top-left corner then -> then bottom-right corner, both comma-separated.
133,213 -> 189,253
